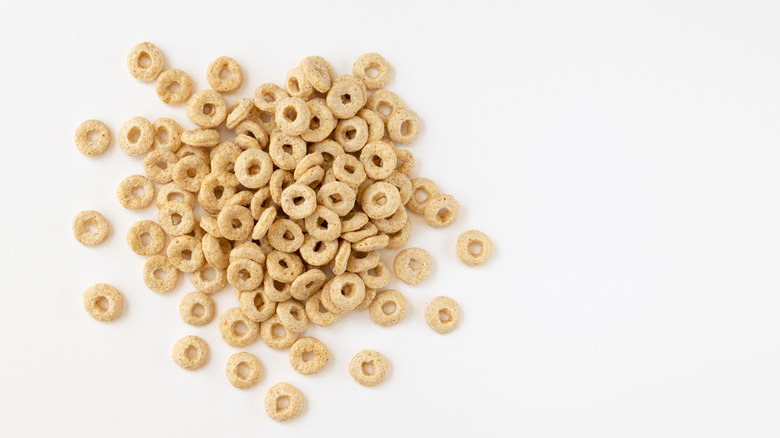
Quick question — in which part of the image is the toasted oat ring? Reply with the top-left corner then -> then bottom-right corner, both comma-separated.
349,350 -> 389,386
269,132 -> 307,170
394,147 -> 415,177
347,250 -> 380,273
190,264 -> 227,294
290,269 -> 327,300
264,272 -> 293,302
219,307 -> 260,348
359,141 -> 397,180
267,219 -> 304,253
73,210 -> 109,246
332,154 -> 366,188
276,299 -> 308,333
365,89 -> 404,124
280,184 -> 317,220
299,236 -> 338,266
301,98 -> 336,143
199,174 -> 237,215
143,255 -> 178,293
407,177 -> 441,214
239,288 -> 277,322
326,76 -> 366,119
341,222 -> 378,243
304,206 -> 341,242
301,56 -> 333,93
230,241 -> 265,265
167,236 -> 205,273
266,250 -> 304,283
394,247 -> 432,285
172,335 -> 209,370
341,211 -> 370,232
373,206 -> 408,234
329,273 -> 366,311
359,260 -> 391,290
355,287 -> 377,311
217,205 -> 254,241
153,118 -> 182,152
155,69 -> 193,104
353,53 -> 392,89
386,217 -> 412,250
361,181 -> 401,219
357,109 -> 385,142
260,315 -> 299,350
424,194 -> 460,228
127,220 -> 165,256
285,67 -> 314,100
235,149 -> 273,189
75,119 -> 110,156
127,42 -> 164,81
250,186 -> 274,219
116,175 -> 154,210
457,230 -> 494,267
293,152 -> 324,180
227,258 -> 264,291
385,172 -> 413,206
353,234 -> 389,252
289,337 -> 328,375
253,83 -> 290,112
143,149 -> 177,184
210,147 -> 240,187
179,291 -> 216,326
317,181 -> 356,216
158,201 -> 196,236
202,233 -> 231,268
265,382 -> 304,422
226,352 -> 262,389
187,90 -> 227,128
252,207 -> 278,240
235,119 -> 269,149
304,291 -> 341,327
181,128 -> 220,147
200,215 -> 222,238
177,143 -> 210,161
425,296 -> 461,334
334,116 -> 369,153
387,108 -> 420,144
318,280 -> 343,315
207,56 -> 243,92
309,139 -> 345,166
370,290 -> 407,326
226,98 -> 254,129
83,284 -> 121,321
172,155 -> 209,192
119,117 -> 154,156
330,240 -> 351,276
270,170 -> 294,205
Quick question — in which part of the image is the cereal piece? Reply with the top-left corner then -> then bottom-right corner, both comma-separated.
153,118 -> 183,152
177,144 -> 210,163
198,174 -> 237,215
285,66 -> 314,100
353,53 -> 392,89
200,214 -> 222,238
267,219 -> 304,253
301,56 -> 333,93
250,186 -> 274,219
172,336 -> 209,370
72,210 -> 109,246
116,175 -> 155,210
332,154 -> 366,188
75,119 -> 110,156
293,152 -> 323,180
329,273 -> 366,312
290,269 -> 326,300
301,98 -> 336,143
201,233 -> 231,269
226,352 -> 262,389
299,235 -> 338,266
118,117 -> 154,156
143,255 -> 178,293
309,139 -> 345,167
187,90 -> 227,128
234,149 -> 273,189
83,284 -> 121,321
253,83 -> 289,112
385,172 -> 413,206
394,247 -> 432,285
361,181 -> 401,219
264,382 -> 304,422
226,190 -> 253,208
394,147 -> 415,177
326,75 -> 366,119
341,221 -> 378,243
269,131 -> 307,170
259,315 -> 299,350
155,69 -> 193,104
330,239 -> 351,276
143,149 -> 177,184
289,337 -> 328,375
251,207 -> 277,240
359,141 -> 397,180
347,250 -> 380,273
167,236 -> 205,273
333,116 -> 369,152
210,147 -> 240,187
407,177 -> 440,214
217,205 -> 254,241
341,211 -> 369,232
359,260 -> 391,290
357,109 -> 385,142
227,258 -> 264,291
190,265 -> 228,294
266,250 -> 304,283
226,98 -> 254,129
355,287 -> 377,311
230,241 -> 265,265
219,307 -> 260,348
269,169 -> 294,205
172,155 -> 209,192
349,350 -> 388,386
127,220 -> 165,256
279,184 -> 317,219
386,217 -> 411,250
370,290 -> 407,327
373,206 -> 408,234
316,181 -> 356,216
276,299 -> 308,333
353,234 -> 389,252
423,194 -> 460,228
304,206 -> 341,241
181,129 -> 220,147
365,89 -> 404,124
179,291 -> 216,326
304,291 -> 342,327
426,296 -> 461,334
456,230 -> 494,267
158,201 -> 196,236
387,108 -> 420,144
261,272 -> 290,303
127,42 -> 164,81
236,119 -> 270,149
207,56 -> 243,92
239,288 -> 276,322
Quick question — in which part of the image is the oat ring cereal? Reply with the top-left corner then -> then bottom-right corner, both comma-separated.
353,53 -> 392,90
158,201 -> 196,236
290,268 -> 327,300
267,219 -> 304,253
127,220 -> 165,256
219,307 -> 260,348
207,56 -> 243,92
155,69 -> 193,104
304,206 -> 341,242
227,258 -> 264,291
425,296 -> 461,334
226,98 -> 254,129
179,291 -> 216,326
289,337 -> 328,375
251,206 -> 277,240
329,273 -> 366,312
407,177 -> 440,214
423,194 -> 460,228
75,119 -> 110,156
275,97 -> 311,137
253,83 -> 289,112
127,42 -> 164,81
157,182 -> 196,209
143,149 -> 178,184
349,350 -> 389,387
369,289 -> 407,327
269,132 -> 307,171
301,56 -> 333,93
83,283 -> 122,321
235,149 -> 273,188
326,76 -> 366,119
365,89 -> 404,124
298,235 -> 339,266
73,210 -> 109,246
361,181 -> 402,219
332,154 -> 367,188
117,174 -> 155,210
187,90 -> 227,128
226,352 -> 262,389
394,247 -> 432,285
181,128 -> 220,147
142,255 -> 179,293
386,108 -> 420,144
456,230 -> 493,266
260,314 -> 299,350
333,116 -> 369,153
217,205 -> 254,241
239,288 -> 277,322
266,250 -> 305,283
316,181 -> 356,216
359,141 -> 397,180
302,98 -> 337,143
119,117 -> 154,156
304,291 -> 341,327
279,184 -> 317,219
276,299 -> 308,333
285,67 -> 314,100
152,118 -> 183,152
190,264 -> 228,294
167,236 -> 205,273
172,335 -> 210,370
264,382 -> 304,422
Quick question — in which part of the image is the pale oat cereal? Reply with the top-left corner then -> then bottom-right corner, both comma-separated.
167,236 -> 205,273
359,260 -> 391,290
253,83 -> 289,112
341,222 -> 378,243
127,220 -> 165,256
373,206 -> 408,234
330,239 -> 351,276
210,147 -> 240,187
226,98 -> 254,129
290,269 -> 327,300
267,219 -> 304,253
226,352 -> 262,389
304,291 -> 341,327
393,147 -> 415,177
407,177 -> 440,214
229,241 -> 265,265
333,116 -> 368,152
239,288 -> 277,322
176,144 -> 210,162
298,235 -> 338,266
260,315 -> 298,350
301,56 -> 333,93
127,42 -> 164,81
394,247 -> 432,285
326,76 -> 366,119
386,108 -> 420,144
349,350 -> 388,387
181,128 -> 220,147
353,53 -> 391,90
385,172 -> 413,205
172,335 -> 209,370
143,255 -> 179,293
83,283 -> 122,321
341,211 -> 369,232
226,190 -> 253,208
227,258 -> 264,291
301,98 -> 336,143
143,149 -> 177,184
219,307 -> 260,348
266,250 -> 304,283
235,149 -> 273,189
304,206 -> 341,241
332,154 -> 366,188
361,181 -> 401,219
198,174 -> 237,215
75,119 -> 110,156
316,181 -> 356,216
269,132 -> 307,170
354,287 -> 377,311
217,205 -> 254,241
309,139 -> 345,167
187,90 -> 227,128
202,234 -> 231,269
153,118 -> 183,152
207,56 -> 243,92
179,291 -> 216,326
269,169 -> 294,205
190,265 -> 228,294
289,337 -> 328,375
329,273 -> 366,311
119,117 -> 154,156
279,184 -> 317,219
456,230 -> 493,267
357,109 -> 385,142
347,250 -> 380,274
250,185 -> 274,219
425,296 -> 461,334
369,289 -> 407,327
276,299 -> 308,333
365,89 -> 404,124
264,272 -> 293,302
117,174 -> 155,210
386,217 -> 412,250
360,141 -> 397,180
155,69 -> 193,104
264,382 -> 303,422
158,201 -> 196,236
352,234 -> 389,252
423,194 -> 460,228
73,210 -> 109,246
285,67 -> 314,100
251,207 -> 277,240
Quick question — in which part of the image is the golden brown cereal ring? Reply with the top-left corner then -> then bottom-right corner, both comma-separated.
167,236 -> 205,273
385,172 -> 413,205
365,89 -> 404,124
304,291 -> 341,327
234,149 -> 273,189
253,83 -> 289,112
202,233 -> 231,268
275,97 -> 311,136
457,230 -> 493,267
353,234 -> 389,252
226,190 -> 253,208
239,288 -> 277,322
329,273 -> 366,311
153,118 -> 182,152
359,260 -> 390,290
301,56 -> 333,93
265,382 -> 304,422
172,336 -> 209,370
326,76 -> 366,119
353,53 -> 392,90
299,236 -> 338,266
127,42 -> 164,81
269,132 -> 307,170
179,291 -> 216,326
407,177 -> 440,214
279,184 -> 317,220
394,147 -> 415,177
190,265 -> 227,294
250,186 -> 274,219
386,218 -> 411,250
277,299 -> 308,333
373,206 -> 408,234
370,290 -> 407,327
226,352 -> 262,389
266,250 -> 304,283
267,219 -> 304,253
334,116 -> 369,153
72,210 -> 109,246
260,315 -> 298,350
235,119 -> 269,149
424,194 -> 460,228
301,98 -> 336,143
83,284 -> 121,321
201,214 -> 223,238
355,287 -> 377,311
155,69 -> 193,104
394,247 -> 432,285
143,255 -> 178,293
293,152 -> 324,180
210,148 -> 240,187
296,163 -> 325,188
75,119 -> 110,156
304,206 -> 341,242
289,337 -> 328,375
199,174 -> 237,214
341,211 -> 369,232
187,90 -> 227,128
285,66 -> 314,100
264,272 -> 293,302
330,239 -> 351,276
143,149 -> 177,184
357,109 -> 385,142
157,182 -> 195,209
172,155 -> 209,192
226,98 -> 254,129
158,201 -> 196,236
207,56 -> 243,92
188,223 -> 206,241
230,241 -> 265,265
219,307 -> 260,348
217,205 -> 254,241
117,175 -> 155,210
227,258 -> 264,291
360,141 -> 397,180
119,117 -> 154,156
341,221 -> 378,243
347,250 -> 380,273
349,350 -> 388,386
253,107 -> 277,133
425,296 -> 461,334
181,129 -> 219,147
212,140 -> 242,162
127,220 -> 165,256
269,169 -> 294,205
317,181 -> 356,216
290,269 -> 326,300
361,181 -> 401,219
309,139 -> 345,167
387,108 -> 420,144
332,154 -> 366,188
177,144 -> 210,163
252,207 -> 277,240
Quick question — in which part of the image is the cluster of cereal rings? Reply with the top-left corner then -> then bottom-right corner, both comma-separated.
74,42 -> 494,422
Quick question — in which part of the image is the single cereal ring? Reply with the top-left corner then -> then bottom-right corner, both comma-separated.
360,141 -> 397,180
341,211 -> 369,233
156,183 -> 195,209
227,258 -> 264,291
266,250 -> 304,283
317,181 -> 356,216
179,291 -> 216,326
457,230 -> 494,267
365,89 -> 404,124
318,280 -> 345,314
187,90 -> 227,128
153,118 -> 183,152
394,247 -> 432,285
301,56 -> 333,93
177,144 -> 210,162
75,119 -> 110,156
116,174 -> 155,210
289,337 -> 328,375
172,155 -> 209,192
353,234 -> 389,252
357,109 -> 385,142
155,69 -> 193,104
200,214 -> 224,238
127,42 -> 164,81
394,147 -> 415,177
333,116 -> 369,153
226,190 -> 253,208
407,177 -> 441,214
304,291 -> 341,327
260,315 -> 298,350
188,223 -> 206,241
341,221 -> 378,243
349,350 -> 389,386
299,236 -> 338,266
190,265 -> 227,294
253,83 -> 289,112
172,336 -> 209,370
72,210 -> 109,246
217,205 -> 254,241
207,56 -> 243,92
199,174 -> 237,214
373,206 -> 408,234
332,154 -> 366,188
370,290 -> 407,327
385,172 -> 412,206
330,240 -> 352,276
280,184 -> 317,220
181,128 -> 220,147
304,206 -> 341,242
290,269 -> 326,300
329,273 -> 366,312
269,169 -> 294,205
309,139 -> 345,167
285,66 -> 314,100
219,307 -> 260,348
425,296 -> 461,334
235,119 -> 269,149
127,220 -> 165,256
226,98 -> 254,129
387,108 -> 420,144
142,255 -> 178,293
355,287 -> 377,311
239,288 -> 277,322
252,207 -> 278,240
293,152 -> 323,179
277,299 -> 308,333
265,382 -> 304,422
158,201 -> 196,236
210,147 -> 240,187
275,97 -> 311,136
119,117 -> 154,156
386,217 -> 411,250
254,107 -> 276,133
249,186 -> 274,219
361,181 -> 401,219
353,53 -> 391,89
230,241 -> 265,265
235,149 -> 273,189
83,283 -> 121,321
347,250 -> 380,273
269,132 -> 307,170
424,194 -> 460,228
264,272 -> 293,302
359,260 -> 391,290
267,219 -> 304,253
202,233 -> 231,268
301,98 -> 336,143
143,149 -> 177,184
326,75 -> 366,119
167,236 -> 205,273
226,352 -> 262,389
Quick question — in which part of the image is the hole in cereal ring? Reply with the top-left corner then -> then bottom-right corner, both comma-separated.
237,362 -> 250,378
260,111 -> 273,122
345,128 -> 356,140
282,230 -> 294,241
408,259 -> 420,270
309,117 -> 320,130
293,196 -> 305,206
186,168 -> 196,178
342,284 -> 354,297
313,241 -> 324,252
171,213 -> 182,225
414,189 -> 428,203
302,351 -> 314,362
238,268 -> 250,279
233,320 -> 248,335
317,218 -> 328,228
185,345 -> 197,360
192,303 -> 205,316
181,250 -> 192,261
344,164 -> 356,174
156,160 -> 168,170
468,241 -> 483,256
282,144 -> 293,155
361,361 -> 374,376
231,218 -> 242,229
438,309 -> 451,323
290,308 -> 300,320
272,323 -> 285,338
263,93 -> 275,103
436,208 -> 451,221
87,130 -> 98,142
157,128 -> 169,144
219,66 -> 231,80
318,300 -> 328,313
329,194 -> 342,204
377,103 -> 391,115
138,53 -> 151,67
95,296 -> 109,311
167,81 -> 181,94
341,94 -> 352,105
400,120 -> 410,136
140,232 -> 151,246
131,186 -> 144,197
253,294 -> 265,309
273,280 -> 285,290
128,127 -> 141,142
276,396 -> 290,410
279,259 -> 289,269
203,103 -> 214,115
202,268 -> 215,281
214,186 -> 225,199
372,155 -> 383,167
284,107 -> 298,122
153,268 -> 167,280
167,192 -> 183,203
85,219 -> 98,234
382,302 -> 396,314
374,194 -> 387,206
289,77 -> 300,93
248,164 -> 261,175
366,65 -> 379,78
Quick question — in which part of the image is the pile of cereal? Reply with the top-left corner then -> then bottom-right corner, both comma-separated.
74,42 -> 494,422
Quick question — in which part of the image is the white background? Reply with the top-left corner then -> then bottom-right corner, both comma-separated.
1,0 -> 779,436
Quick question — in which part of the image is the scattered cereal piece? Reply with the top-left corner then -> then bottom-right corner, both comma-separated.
423,194 -> 460,228
179,291 -> 216,326
393,247 -> 432,285
289,337 -> 328,375
207,56 -> 243,92
172,335 -> 209,370
73,210 -> 109,246
456,230 -> 493,267
264,382 -> 304,422
127,42 -> 164,82
83,283 -> 122,321
226,352 -> 262,389
118,117 -> 154,156
155,69 -> 193,104
425,296 -> 461,334
349,350 -> 389,387
127,220 -> 165,256
219,307 -> 260,348
142,255 -> 179,294
75,119 -> 110,156
369,289 -> 407,327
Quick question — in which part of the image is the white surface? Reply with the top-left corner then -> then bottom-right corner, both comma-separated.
1,0 -> 780,436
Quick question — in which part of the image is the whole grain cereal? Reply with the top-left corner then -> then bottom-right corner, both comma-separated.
456,230 -> 493,267
264,382 -> 303,422
352,53 -> 391,90
207,56 -> 243,92
167,236 -> 205,273
239,288 -> 277,322
369,289 -> 407,327
406,177 -> 440,214
260,314 -> 298,350
143,149 -> 178,184
423,194 -> 460,228
83,283 -> 122,321
117,174 -> 155,210
187,90 -> 227,128
157,200 -> 196,236
73,210 -> 109,246
289,337 -> 328,375
126,220 -> 165,256
142,255 -> 179,294
75,119 -> 110,156
190,264 -> 228,294
127,42 -> 164,82
179,291 -> 216,326
276,299 -> 308,333
394,247 -> 432,285
155,69 -> 193,104
118,117 -> 154,156
349,350 -> 388,387
152,118 -> 183,152
226,352 -> 262,389
425,296 -> 461,334
172,335 -> 209,370
219,307 -> 260,348
181,128 -> 220,147
285,66 -> 315,100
